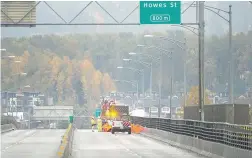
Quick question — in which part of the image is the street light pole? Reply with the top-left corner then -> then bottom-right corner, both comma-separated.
191,4 -> 233,117
113,79 -> 138,108
136,81 -> 139,103
228,5 -> 233,104
196,1 -> 199,23
158,54 -> 162,118
129,52 -> 161,98
116,66 -> 143,100
184,53 -> 187,108
199,1 -> 205,121
123,58 -> 151,97
194,4 -> 234,105
142,70 -> 145,99
6,92 -> 9,115
170,52 -> 173,119
28,112 -> 31,129
150,62 -> 153,96
139,44 -> 175,118
183,42 -> 191,108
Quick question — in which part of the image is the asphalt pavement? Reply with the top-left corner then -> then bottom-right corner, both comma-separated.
1,129 -> 65,158
72,130 -> 206,158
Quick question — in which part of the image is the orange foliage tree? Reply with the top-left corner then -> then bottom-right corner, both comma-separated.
5,51 -> 115,104
80,58 -> 116,100
10,51 -> 30,75
185,86 -> 212,106
102,73 -> 117,94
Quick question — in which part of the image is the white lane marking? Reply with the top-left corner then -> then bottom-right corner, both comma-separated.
1,130 -> 38,153
114,134 -> 143,158
130,134 -> 168,149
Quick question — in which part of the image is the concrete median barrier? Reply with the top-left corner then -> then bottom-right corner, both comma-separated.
57,123 -> 74,158
1,124 -> 15,133
141,128 -> 252,158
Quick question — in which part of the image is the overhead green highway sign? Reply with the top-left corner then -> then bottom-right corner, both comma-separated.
140,1 -> 181,24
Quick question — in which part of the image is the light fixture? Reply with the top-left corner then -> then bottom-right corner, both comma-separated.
144,35 -> 154,38
20,73 -> 27,76
137,44 -> 145,47
129,52 -> 136,55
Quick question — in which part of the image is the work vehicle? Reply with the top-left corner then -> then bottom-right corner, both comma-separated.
111,114 -> 131,134
100,100 -> 131,134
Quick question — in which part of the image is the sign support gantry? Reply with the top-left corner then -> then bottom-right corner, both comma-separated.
1,1 -> 196,27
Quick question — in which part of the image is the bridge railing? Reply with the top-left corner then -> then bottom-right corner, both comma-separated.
1,116 -> 20,128
1,124 -> 15,133
131,116 -> 252,151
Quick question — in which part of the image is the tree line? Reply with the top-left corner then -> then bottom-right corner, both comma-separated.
1,30 -> 251,106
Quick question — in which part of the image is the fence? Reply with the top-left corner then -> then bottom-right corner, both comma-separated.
57,123 -> 74,158
1,116 -> 20,128
131,116 -> 252,151
184,104 -> 250,125
1,124 -> 15,133
73,116 -> 91,129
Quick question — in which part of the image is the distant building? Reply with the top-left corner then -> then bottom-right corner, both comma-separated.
1,91 -> 51,115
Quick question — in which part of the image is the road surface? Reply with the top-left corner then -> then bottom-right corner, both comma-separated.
72,130 -> 205,158
1,130 -> 65,158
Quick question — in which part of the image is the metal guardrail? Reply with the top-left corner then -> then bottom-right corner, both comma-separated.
57,123 -> 74,158
1,116 -> 20,128
131,116 -> 252,151
1,124 -> 15,133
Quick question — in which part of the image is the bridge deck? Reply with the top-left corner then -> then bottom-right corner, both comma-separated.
72,130 -> 206,158
1,130 -> 64,158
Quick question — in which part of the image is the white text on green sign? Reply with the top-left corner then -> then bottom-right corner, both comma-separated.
140,1 -> 181,24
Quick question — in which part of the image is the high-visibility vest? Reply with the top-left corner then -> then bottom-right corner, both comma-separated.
97,119 -> 102,124
91,119 -> 96,125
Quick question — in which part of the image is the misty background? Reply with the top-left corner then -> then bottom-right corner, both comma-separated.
1,1 -> 252,37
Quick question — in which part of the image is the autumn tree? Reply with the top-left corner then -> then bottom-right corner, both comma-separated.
90,70 -> 102,100
185,86 -> 213,106
56,71 -> 65,102
11,51 -> 30,74
102,73 -> 117,94
48,55 -> 62,80
2,30 -> 251,105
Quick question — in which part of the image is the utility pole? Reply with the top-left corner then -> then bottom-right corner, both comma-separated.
228,5 -> 233,104
198,1 -> 205,121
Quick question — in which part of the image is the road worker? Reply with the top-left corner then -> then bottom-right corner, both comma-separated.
91,116 -> 96,132
97,116 -> 102,132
